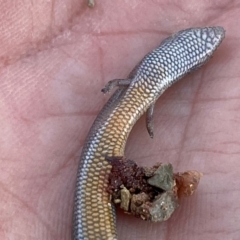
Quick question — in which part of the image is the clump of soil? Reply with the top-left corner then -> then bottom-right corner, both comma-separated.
107,158 -> 202,222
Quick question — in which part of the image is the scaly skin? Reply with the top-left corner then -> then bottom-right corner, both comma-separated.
73,27 -> 225,240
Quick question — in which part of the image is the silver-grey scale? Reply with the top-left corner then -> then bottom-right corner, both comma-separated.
72,27 -> 225,240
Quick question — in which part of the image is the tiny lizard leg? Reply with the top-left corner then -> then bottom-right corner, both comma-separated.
101,79 -> 132,93
146,103 -> 155,138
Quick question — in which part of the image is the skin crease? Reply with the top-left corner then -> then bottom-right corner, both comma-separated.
0,0 -> 240,239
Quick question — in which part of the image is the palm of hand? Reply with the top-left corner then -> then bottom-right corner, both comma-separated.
0,1 -> 239,240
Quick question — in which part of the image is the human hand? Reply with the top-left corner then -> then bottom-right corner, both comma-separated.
0,1 -> 238,240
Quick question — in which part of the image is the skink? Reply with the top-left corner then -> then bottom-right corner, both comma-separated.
72,27 -> 225,240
